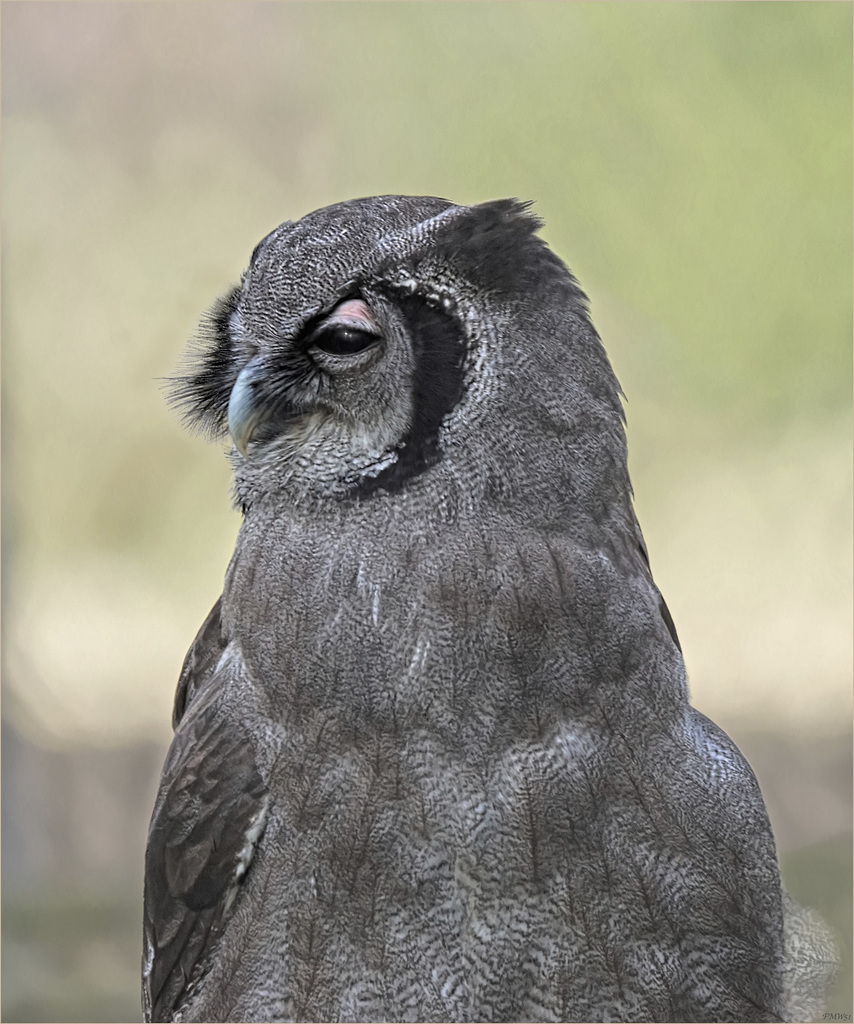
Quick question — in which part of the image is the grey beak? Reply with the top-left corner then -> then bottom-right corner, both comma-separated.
228,359 -> 267,457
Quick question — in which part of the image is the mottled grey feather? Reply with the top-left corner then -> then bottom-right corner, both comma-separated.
145,196 -> 835,1023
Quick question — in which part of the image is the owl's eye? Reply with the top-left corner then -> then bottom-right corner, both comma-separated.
306,298 -> 381,362
311,326 -> 379,356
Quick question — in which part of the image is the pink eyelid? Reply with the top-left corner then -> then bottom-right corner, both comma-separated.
327,298 -> 378,330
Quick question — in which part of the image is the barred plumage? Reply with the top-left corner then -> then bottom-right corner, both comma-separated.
144,196 -> 834,1023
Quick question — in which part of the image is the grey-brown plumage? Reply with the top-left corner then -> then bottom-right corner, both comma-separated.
143,196 -> 835,1022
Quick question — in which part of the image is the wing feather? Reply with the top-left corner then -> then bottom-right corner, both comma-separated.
143,601 -> 268,1022
172,597 -> 227,728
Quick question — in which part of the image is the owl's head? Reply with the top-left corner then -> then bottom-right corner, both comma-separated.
170,196 -> 628,522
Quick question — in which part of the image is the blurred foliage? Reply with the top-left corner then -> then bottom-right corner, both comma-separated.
306,2 -> 852,428
3,1 -> 851,743
1,5 -> 851,1023
2,892 -> 142,1023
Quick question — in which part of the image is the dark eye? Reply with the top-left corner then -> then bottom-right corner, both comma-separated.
311,327 -> 378,356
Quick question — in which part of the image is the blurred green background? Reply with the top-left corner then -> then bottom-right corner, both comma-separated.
2,3 -> 851,1021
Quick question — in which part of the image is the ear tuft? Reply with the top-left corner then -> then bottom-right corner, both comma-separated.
165,286 -> 241,438
423,199 -> 584,305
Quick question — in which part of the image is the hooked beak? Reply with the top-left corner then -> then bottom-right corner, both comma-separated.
228,359 -> 268,457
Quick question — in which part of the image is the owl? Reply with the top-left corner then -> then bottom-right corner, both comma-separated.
143,196 -> 835,1022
